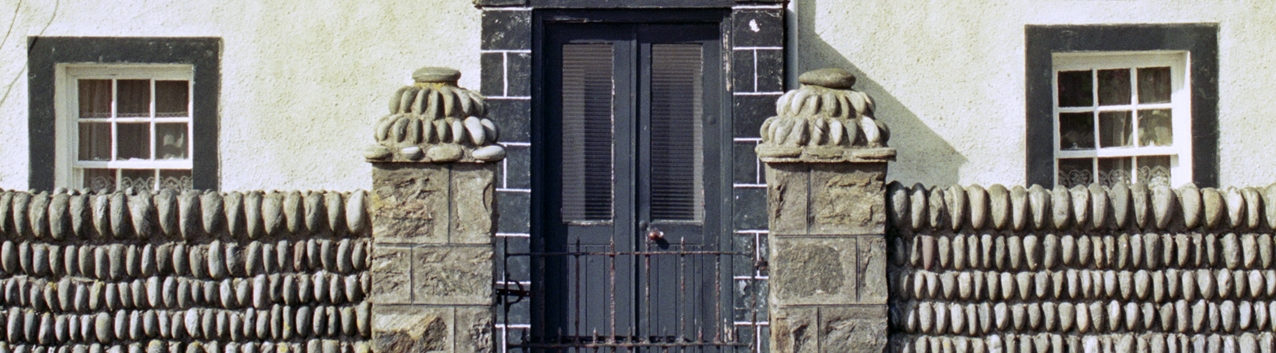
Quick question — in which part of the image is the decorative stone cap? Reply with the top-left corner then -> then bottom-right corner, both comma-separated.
363,66 -> 505,163
757,68 -> 895,163
412,66 -> 461,84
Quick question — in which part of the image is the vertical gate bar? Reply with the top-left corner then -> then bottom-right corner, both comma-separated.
644,246 -> 651,344
677,237 -> 686,348
575,239 -> 582,343
615,239 -> 620,341
713,252 -> 721,344
503,237 -> 510,352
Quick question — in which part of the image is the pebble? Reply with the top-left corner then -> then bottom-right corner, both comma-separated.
293,241 -> 308,272
31,245 -> 49,277
1071,185 -> 1090,228
1051,185 -> 1071,229
305,192 -> 327,235
245,191 -> 265,239
1086,184 -> 1108,230
262,192 -> 283,237
188,245 -> 206,279
0,241 -> 16,275
325,192 -> 345,236
1027,185 -> 1050,230
284,191 -> 303,234
1201,187 -> 1225,230
224,192 -> 245,238
243,241 -> 264,277
178,191 -> 202,239
94,313 -> 111,344
346,191 -> 368,234
208,241 -> 227,280
1129,183 -> 1151,229
308,238 -> 324,270
320,240 -> 336,272
1152,185 -> 1176,229
30,192 -> 51,239
201,192 -> 224,235
49,194 -> 70,240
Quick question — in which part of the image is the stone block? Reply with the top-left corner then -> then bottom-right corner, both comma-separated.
450,164 -> 497,244
809,163 -> 887,236
771,306 -> 818,353
731,8 -> 784,48
819,305 -> 888,353
480,10 -> 531,50
857,236 -> 888,303
766,163 -> 809,236
734,94 -> 778,138
755,49 -> 785,92
372,305 -> 452,353
413,246 -> 494,305
370,246 -> 412,304
454,306 -> 495,353
372,164 -> 449,244
770,236 -> 857,306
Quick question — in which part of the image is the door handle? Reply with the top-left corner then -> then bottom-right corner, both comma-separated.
647,226 -> 664,241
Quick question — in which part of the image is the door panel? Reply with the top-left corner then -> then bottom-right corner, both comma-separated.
534,22 -> 725,350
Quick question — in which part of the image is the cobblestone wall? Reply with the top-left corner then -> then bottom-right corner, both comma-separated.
0,188 -> 372,353
887,182 -> 1276,353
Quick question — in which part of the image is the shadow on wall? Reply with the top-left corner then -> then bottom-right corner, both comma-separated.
793,0 -> 966,186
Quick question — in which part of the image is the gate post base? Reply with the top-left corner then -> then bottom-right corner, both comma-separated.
764,161 -> 892,353
368,163 -> 498,353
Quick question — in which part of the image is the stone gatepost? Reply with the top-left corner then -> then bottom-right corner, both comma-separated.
362,67 -> 506,353
759,69 -> 896,353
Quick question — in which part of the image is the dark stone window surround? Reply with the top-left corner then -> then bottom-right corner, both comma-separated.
27,37 -> 221,190
1025,24 -> 1219,187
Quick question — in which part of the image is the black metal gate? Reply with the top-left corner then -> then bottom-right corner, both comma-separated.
499,238 -> 765,352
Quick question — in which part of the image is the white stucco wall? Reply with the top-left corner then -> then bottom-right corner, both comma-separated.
0,0 -> 479,191
2,0 -> 1276,190
796,0 -> 1276,187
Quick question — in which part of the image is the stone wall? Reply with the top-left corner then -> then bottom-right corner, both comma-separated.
886,182 -> 1276,353
0,188 -> 372,353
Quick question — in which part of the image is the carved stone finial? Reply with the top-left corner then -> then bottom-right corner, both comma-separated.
363,66 -> 506,163
757,68 -> 894,163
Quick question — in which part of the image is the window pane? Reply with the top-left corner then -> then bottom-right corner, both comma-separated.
1138,67 -> 1172,103
561,43 -> 615,222
1098,111 -> 1132,148
117,80 -> 151,117
78,122 -> 112,161
160,170 -> 193,191
83,168 -> 116,192
1138,109 -> 1173,146
1137,156 -> 1172,187
117,123 -> 151,160
78,79 -> 112,118
1097,69 -> 1131,106
1057,70 -> 1093,107
650,44 -> 705,222
1058,158 -> 1094,188
1098,157 -> 1132,186
1058,112 -> 1094,150
155,80 -> 190,117
120,169 -> 156,190
155,123 -> 189,160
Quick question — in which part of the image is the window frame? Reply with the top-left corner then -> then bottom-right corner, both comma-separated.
1025,24 -> 1218,187
28,37 -> 220,191
1051,51 -> 1192,187
57,64 -> 196,190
